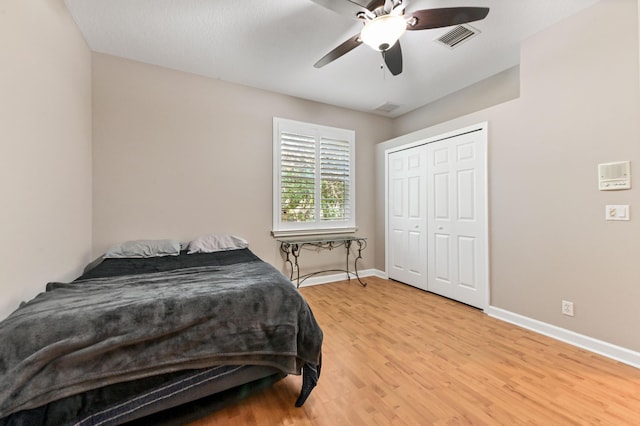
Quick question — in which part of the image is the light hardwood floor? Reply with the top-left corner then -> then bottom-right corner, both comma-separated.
189,277 -> 640,425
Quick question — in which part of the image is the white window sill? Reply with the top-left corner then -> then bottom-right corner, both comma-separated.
271,227 -> 358,238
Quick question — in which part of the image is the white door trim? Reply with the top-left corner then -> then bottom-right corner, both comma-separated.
384,122 -> 490,310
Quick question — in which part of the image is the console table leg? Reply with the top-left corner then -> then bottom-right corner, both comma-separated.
345,240 -> 351,282
280,242 -> 294,281
280,242 -> 303,288
354,239 -> 367,287
291,243 -> 301,288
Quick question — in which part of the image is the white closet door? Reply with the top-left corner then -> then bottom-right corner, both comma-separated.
427,131 -> 487,309
387,146 -> 428,290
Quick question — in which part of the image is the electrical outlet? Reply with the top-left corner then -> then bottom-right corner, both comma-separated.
562,300 -> 574,317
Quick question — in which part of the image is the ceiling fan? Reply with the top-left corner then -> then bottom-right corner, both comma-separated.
311,0 -> 490,76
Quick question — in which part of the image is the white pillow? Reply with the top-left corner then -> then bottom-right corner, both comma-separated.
104,239 -> 181,258
187,234 -> 248,254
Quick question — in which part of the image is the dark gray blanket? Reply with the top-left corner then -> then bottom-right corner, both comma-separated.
0,261 -> 323,418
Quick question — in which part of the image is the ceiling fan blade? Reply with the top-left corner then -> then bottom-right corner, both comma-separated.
407,7 -> 490,31
383,41 -> 402,76
314,34 -> 363,68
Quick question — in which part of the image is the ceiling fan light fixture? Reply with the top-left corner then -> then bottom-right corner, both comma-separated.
360,14 -> 407,51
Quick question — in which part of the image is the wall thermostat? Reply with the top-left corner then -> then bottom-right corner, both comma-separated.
598,161 -> 630,190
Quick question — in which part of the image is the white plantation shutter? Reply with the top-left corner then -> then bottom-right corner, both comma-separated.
273,118 -> 355,235
320,137 -> 351,221
280,132 -> 316,222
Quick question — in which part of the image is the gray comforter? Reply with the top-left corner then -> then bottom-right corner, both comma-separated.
0,261 -> 323,418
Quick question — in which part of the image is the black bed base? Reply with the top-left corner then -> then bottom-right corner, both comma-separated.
1,365 -> 285,426
126,371 -> 286,426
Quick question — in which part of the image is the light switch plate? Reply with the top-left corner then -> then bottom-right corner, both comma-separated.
605,205 -> 630,221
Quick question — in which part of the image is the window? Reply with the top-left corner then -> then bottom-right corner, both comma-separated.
273,117 -> 356,236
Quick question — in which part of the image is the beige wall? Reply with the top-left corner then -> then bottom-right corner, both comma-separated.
379,0 -> 640,352
0,0 -> 93,320
91,54 -> 393,275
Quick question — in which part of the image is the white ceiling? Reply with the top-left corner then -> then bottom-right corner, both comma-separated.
64,0 -> 599,117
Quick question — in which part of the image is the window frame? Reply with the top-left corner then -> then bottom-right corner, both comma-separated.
272,117 -> 356,237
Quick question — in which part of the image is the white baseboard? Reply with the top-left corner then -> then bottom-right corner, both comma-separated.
486,306 -> 640,369
296,268 -> 386,287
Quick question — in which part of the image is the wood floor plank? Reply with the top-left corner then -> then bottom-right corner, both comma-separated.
188,278 -> 640,425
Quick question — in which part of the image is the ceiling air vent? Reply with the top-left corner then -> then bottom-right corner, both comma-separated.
434,24 -> 480,49
375,102 -> 400,113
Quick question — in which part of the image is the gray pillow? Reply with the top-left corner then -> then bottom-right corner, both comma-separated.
104,239 -> 181,258
187,234 -> 248,254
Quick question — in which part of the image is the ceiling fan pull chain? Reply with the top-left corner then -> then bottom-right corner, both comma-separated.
381,52 -> 386,80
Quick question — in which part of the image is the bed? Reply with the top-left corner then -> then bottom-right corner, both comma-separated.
0,236 -> 323,425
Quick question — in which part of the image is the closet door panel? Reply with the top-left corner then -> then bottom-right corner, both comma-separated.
427,130 -> 487,309
387,147 -> 428,290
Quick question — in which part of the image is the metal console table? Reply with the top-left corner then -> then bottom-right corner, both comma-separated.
278,235 -> 367,288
